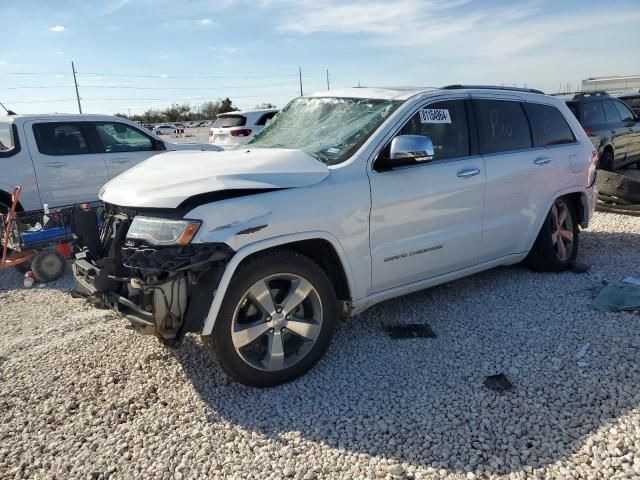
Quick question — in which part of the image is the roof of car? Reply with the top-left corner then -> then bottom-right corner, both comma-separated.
0,113 -> 140,124
217,109 -> 279,117
310,85 -> 547,101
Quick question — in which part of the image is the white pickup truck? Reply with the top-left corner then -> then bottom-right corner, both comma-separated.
0,114 -> 222,212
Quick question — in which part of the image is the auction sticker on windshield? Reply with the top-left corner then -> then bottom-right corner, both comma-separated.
419,109 -> 451,124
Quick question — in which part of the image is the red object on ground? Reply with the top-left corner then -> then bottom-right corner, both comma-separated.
57,243 -> 72,258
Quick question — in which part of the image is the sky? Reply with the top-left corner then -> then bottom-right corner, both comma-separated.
1,0 -> 639,115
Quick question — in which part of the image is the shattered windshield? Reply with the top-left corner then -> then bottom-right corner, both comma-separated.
248,97 -> 401,165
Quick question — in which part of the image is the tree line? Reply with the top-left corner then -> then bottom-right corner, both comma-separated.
115,98 -> 277,123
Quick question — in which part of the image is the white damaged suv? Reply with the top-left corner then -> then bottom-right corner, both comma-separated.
73,86 -> 598,387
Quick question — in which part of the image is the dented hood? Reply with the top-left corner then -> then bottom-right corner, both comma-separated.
99,148 -> 329,209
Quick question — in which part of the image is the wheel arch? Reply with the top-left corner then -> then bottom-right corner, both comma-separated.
526,189 -> 591,253
201,231 -> 356,336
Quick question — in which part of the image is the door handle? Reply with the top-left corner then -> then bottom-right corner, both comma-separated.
534,157 -> 551,165
45,161 -> 68,168
457,168 -> 481,178
111,158 -> 130,164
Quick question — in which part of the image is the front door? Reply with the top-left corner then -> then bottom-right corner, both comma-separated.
368,98 -> 486,293
94,121 -> 161,178
26,121 -> 110,208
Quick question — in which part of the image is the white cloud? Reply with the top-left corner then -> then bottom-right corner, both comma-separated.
268,0 -> 640,60
48,25 -> 66,32
162,17 -> 217,28
101,0 -> 131,15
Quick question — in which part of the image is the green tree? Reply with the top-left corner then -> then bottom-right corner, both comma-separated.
163,103 -> 191,122
217,97 -> 237,114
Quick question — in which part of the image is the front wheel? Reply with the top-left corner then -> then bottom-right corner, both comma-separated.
207,250 -> 338,387
526,197 -> 579,272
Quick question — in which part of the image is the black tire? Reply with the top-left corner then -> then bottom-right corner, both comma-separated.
526,197 -> 579,272
31,249 -> 66,282
206,250 -> 338,387
599,150 -> 614,171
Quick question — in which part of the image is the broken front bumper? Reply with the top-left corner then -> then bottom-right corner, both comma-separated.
73,241 -> 234,340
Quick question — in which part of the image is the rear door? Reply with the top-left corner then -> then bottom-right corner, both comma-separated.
368,97 -> 486,292
93,121 -> 162,178
601,99 -> 629,167
472,96 -> 555,260
26,121 -> 110,207
582,100 -> 627,167
613,100 -> 640,163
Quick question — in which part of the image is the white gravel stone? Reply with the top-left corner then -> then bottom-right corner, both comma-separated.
1,211 -> 640,479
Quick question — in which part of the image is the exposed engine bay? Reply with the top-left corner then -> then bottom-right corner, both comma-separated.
72,204 -> 233,342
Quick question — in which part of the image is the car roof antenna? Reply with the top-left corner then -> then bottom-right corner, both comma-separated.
0,102 -> 17,115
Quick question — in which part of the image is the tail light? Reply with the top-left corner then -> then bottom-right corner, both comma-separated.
208,130 -> 213,137
588,150 -> 598,187
583,127 -> 591,137
231,129 -> 252,137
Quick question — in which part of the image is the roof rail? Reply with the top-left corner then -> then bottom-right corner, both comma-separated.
572,91 -> 609,100
441,84 -> 545,95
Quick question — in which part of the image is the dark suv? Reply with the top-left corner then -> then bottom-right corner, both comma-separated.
616,90 -> 640,116
561,91 -> 640,170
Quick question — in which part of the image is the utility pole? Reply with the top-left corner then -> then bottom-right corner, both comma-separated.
71,61 -> 82,114
298,66 -> 303,96
326,69 -> 330,91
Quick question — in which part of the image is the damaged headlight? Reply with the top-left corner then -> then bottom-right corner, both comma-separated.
126,216 -> 201,246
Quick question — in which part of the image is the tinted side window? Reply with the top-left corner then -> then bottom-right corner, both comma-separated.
475,100 -> 532,154
614,101 -> 635,122
524,103 -> 575,147
95,122 -> 153,152
602,101 -> 622,123
579,101 -> 605,126
398,100 -> 469,160
255,112 -> 277,126
33,123 -> 90,156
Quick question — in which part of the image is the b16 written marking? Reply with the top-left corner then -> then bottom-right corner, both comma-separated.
419,108 -> 451,124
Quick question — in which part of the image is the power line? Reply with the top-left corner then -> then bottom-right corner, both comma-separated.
0,84 -> 296,90
1,72 -> 67,76
77,71 -> 299,79
6,91 -> 300,104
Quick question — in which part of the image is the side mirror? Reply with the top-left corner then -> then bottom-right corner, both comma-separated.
153,139 -> 166,151
390,135 -> 435,162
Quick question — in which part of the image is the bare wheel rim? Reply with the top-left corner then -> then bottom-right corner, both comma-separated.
231,273 -> 323,372
550,200 -> 574,262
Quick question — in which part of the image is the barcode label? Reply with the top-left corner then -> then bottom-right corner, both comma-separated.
419,109 -> 451,124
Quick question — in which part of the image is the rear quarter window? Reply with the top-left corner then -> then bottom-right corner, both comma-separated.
474,99 -> 532,154
213,115 -> 247,128
524,103 -> 575,147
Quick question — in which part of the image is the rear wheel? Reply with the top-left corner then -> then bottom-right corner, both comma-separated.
599,150 -> 614,171
31,249 -> 66,282
526,197 -> 579,272
207,250 -> 337,387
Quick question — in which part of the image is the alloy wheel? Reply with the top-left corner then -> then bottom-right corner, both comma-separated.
550,200 -> 574,262
230,273 -> 323,372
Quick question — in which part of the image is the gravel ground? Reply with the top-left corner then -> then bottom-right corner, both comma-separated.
1,212 -> 640,480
